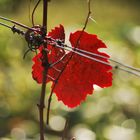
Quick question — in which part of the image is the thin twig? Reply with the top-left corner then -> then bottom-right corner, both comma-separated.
46,0 -> 92,125
62,118 -> 69,140
28,0 -> 32,23
32,0 -> 41,26
46,84 -> 55,125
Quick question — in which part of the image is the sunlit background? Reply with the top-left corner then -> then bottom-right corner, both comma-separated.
0,0 -> 140,140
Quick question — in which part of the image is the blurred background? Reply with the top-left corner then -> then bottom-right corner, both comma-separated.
0,0 -> 140,140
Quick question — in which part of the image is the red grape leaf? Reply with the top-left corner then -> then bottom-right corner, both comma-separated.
32,26 -> 112,108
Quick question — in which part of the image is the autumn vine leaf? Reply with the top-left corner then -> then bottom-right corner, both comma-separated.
32,25 -> 113,108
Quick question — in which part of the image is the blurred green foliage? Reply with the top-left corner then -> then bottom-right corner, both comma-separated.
0,0 -> 140,140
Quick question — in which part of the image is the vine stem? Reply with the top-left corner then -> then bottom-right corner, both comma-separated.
38,0 -> 49,140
